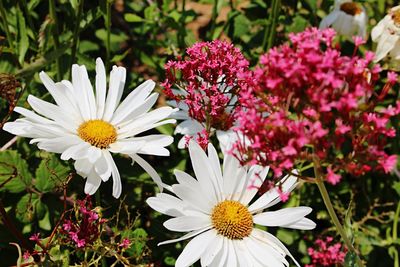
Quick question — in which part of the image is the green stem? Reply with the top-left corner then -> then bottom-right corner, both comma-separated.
49,0 -> 61,80
393,201 -> 400,241
70,0 -> 84,66
19,0 -> 36,36
0,0 -> 15,51
263,0 -> 281,51
209,0 -> 219,39
313,160 -> 364,267
105,0 -> 112,71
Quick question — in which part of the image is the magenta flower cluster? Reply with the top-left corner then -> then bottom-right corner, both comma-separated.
60,196 -> 106,248
306,236 -> 346,267
234,27 -> 399,182
162,40 -> 249,147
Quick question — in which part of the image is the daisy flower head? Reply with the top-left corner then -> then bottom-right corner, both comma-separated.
162,40 -> 250,150
319,0 -> 367,39
371,5 -> 400,67
3,58 -> 176,198
147,141 -> 316,267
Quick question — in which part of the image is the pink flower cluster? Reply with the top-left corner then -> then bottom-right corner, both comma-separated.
235,27 -> 399,182
306,236 -> 346,267
162,40 -> 250,147
59,196 -> 106,248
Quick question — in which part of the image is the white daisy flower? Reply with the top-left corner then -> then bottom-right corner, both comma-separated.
319,0 -> 367,39
371,6 -> 400,65
147,141 -> 316,267
3,58 -> 176,198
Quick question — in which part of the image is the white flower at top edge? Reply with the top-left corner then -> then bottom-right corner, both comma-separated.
319,0 -> 367,39
3,58 -> 177,198
371,5 -> 400,66
146,141 -> 316,267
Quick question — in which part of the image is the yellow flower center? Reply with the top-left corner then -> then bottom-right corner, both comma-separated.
340,2 -> 362,16
392,9 -> 400,26
77,120 -> 117,149
211,200 -> 253,240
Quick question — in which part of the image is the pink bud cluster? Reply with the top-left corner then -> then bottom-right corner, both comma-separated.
162,40 -> 250,146
59,196 -> 106,248
235,27 -> 399,182
305,236 -> 346,267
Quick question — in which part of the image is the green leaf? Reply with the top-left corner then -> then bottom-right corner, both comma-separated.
16,8 -> 29,65
393,181 -> 400,196
286,15 -> 309,33
344,251 -> 358,267
35,155 -> 70,193
16,193 -> 38,223
124,228 -> 148,257
124,13 -> 144,23
140,52 -> 157,69
233,14 -> 250,39
0,150 -> 32,193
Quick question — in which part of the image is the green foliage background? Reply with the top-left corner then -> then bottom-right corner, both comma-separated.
0,0 -> 399,266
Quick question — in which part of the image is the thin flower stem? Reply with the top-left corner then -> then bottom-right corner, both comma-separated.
71,0 -> 85,65
209,0 -> 219,39
105,0 -> 112,71
0,0 -> 15,51
313,158 -> 364,267
266,0 -> 280,51
49,0 -> 61,81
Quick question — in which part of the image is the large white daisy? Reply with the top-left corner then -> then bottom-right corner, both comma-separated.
371,5 -> 400,66
3,58 -> 176,198
147,141 -> 316,267
319,0 -> 367,39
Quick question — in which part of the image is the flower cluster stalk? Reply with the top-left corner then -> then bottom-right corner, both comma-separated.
313,158 -> 364,267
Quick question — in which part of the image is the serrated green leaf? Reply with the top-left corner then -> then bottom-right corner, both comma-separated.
0,150 -> 32,193
16,8 -> 29,65
16,193 -> 38,223
35,155 -> 70,193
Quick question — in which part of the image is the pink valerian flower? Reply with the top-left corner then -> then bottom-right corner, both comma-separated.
306,236 -> 347,267
23,251 -> 31,261
119,238 -> 131,249
29,233 -> 40,242
234,27 -> 400,182
59,196 -> 105,248
162,40 -> 250,149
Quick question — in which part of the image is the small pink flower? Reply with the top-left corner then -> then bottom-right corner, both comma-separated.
119,238 -> 131,249
326,167 -> 341,185
23,251 -> 31,261
352,36 -> 366,47
29,233 -> 40,242
379,155 -> 397,173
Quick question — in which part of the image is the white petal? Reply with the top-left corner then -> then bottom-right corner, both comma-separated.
108,140 -> 146,154
172,184 -> 213,214
136,135 -> 173,156
375,32 -> 399,62
200,231 -> 223,266
158,227 -> 212,246
244,236 -> 286,267
225,240 -> 238,267
222,153 -> 247,200
103,150 -> 122,198
111,80 -> 156,124
95,58 -> 107,118
175,119 -> 204,135
60,141 -> 90,160
27,95 -> 77,130
249,174 -> 298,213
319,11 -> 340,29
163,216 -> 211,232
102,66 -> 126,121
371,15 -> 390,42
71,64 -> 95,120
174,170 -> 199,188
94,151 -> 112,182
188,140 -> 220,204
240,165 -> 270,205
146,193 -> 186,217
207,143 -> 223,200
129,154 -> 164,190
36,135 -> 81,154
84,170 -> 102,195
253,207 -> 313,227
175,230 -> 214,267
74,158 -> 93,177
281,217 -> 316,230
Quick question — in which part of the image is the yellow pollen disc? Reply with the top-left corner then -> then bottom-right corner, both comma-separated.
392,9 -> 400,25
340,2 -> 362,16
211,200 -> 253,240
77,120 -> 117,149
